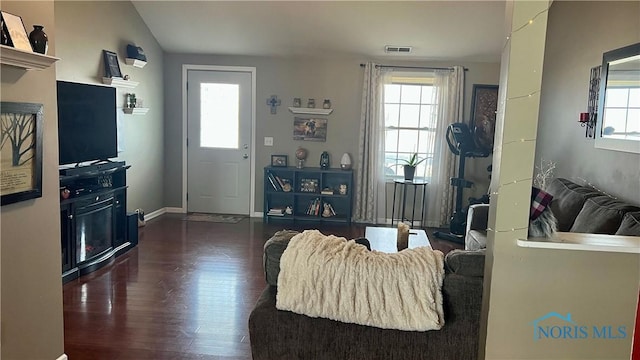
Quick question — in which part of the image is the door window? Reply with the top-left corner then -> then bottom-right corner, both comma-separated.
200,83 -> 239,148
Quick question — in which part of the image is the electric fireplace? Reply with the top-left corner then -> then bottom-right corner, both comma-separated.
75,195 -> 113,264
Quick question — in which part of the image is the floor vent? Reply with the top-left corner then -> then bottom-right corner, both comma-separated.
385,45 -> 412,53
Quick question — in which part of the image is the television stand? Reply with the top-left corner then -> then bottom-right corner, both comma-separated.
59,162 -> 137,283
60,161 -> 126,176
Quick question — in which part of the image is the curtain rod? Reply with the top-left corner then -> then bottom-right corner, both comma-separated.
359,63 -> 468,71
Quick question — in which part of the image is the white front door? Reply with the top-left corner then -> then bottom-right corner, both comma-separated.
187,69 -> 252,214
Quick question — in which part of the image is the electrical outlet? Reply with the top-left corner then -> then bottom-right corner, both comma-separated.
264,137 -> 274,146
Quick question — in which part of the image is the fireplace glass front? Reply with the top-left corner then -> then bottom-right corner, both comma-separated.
75,197 -> 113,263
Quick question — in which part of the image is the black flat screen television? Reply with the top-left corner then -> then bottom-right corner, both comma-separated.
57,81 -> 118,165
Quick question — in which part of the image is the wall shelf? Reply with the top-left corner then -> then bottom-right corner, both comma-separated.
518,232 -> 640,254
102,77 -> 139,88
125,58 -> 147,68
122,107 -> 149,115
0,44 -> 59,70
288,107 -> 333,115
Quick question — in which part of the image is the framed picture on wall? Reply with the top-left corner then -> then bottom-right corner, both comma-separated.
293,117 -> 327,142
0,11 -> 32,52
103,50 -> 123,78
470,84 -> 499,151
1,102 -> 43,206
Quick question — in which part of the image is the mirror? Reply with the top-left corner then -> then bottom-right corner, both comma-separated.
595,42 -> 640,153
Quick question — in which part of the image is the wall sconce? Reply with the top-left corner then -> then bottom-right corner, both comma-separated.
578,112 -> 595,137
580,65 -> 601,138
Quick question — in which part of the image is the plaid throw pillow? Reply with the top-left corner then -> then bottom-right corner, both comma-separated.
531,187 -> 553,220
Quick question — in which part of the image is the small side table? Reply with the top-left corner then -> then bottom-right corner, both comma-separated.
390,179 -> 428,228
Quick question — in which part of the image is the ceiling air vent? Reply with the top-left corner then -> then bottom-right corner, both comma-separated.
385,45 -> 412,54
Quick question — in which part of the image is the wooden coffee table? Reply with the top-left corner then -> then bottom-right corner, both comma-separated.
364,226 -> 431,253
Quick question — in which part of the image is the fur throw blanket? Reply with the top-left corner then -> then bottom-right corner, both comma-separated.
276,230 -> 445,331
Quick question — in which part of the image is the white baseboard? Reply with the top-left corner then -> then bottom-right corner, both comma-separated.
145,208 -> 166,220
147,208 -> 266,218
56,354 -> 68,360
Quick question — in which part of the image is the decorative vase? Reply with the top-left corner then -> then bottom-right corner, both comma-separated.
340,153 -> 352,170
28,25 -> 48,55
403,165 -> 415,181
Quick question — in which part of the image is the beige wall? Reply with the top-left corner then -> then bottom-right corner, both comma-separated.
537,1 -> 640,204
162,54 -> 499,216
481,2 -> 640,359
0,1 -> 65,359
55,0 -> 165,214
0,2 -> 164,358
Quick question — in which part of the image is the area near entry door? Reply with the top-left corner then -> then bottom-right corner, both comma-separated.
187,69 -> 252,214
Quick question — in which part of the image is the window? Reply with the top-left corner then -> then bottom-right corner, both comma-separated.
384,73 -> 437,180
602,87 -> 640,139
200,83 -> 240,148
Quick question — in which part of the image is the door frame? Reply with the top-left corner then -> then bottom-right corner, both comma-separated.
181,64 -> 257,215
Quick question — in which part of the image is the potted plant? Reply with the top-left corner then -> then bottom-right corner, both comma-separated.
400,153 -> 426,181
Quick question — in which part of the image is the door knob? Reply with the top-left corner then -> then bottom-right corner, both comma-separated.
243,144 -> 249,149
243,154 -> 249,159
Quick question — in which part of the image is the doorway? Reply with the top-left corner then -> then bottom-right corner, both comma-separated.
184,66 -> 256,215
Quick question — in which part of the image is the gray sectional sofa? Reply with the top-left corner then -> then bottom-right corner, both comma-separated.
248,230 -> 486,360
465,178 -> 640,250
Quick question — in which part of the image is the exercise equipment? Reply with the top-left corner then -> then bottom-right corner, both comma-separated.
434,123 -> 491,243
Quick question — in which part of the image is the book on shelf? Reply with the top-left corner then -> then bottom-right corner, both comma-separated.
267,208 -> 285,216
267,171 -> 282,191
321,187 -> 334,195
275,175 -> 285,188
305,198 -> 321,215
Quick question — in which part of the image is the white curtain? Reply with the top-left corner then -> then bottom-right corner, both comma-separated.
354,62 -> 390,223
423,66 -> 465,227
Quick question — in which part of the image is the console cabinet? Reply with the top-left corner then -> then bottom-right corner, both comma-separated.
59,163 -> 136,283
264,166 -> 352,224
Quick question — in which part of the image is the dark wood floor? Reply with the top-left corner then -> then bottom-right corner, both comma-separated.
63,215 -> 462,359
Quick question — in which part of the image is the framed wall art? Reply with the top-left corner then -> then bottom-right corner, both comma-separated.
293,117 -> 327,142
0,11 -> 32,52
1,102 -> 43,206
470,84 -> 499,151
271,154 -> 288,167
103,50 -> 123,78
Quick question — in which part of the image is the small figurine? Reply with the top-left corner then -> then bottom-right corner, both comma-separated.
322,203 -> 332,218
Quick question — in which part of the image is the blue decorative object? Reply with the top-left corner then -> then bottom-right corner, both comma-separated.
126,44 -> 147,61
266,95 -> 281,114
